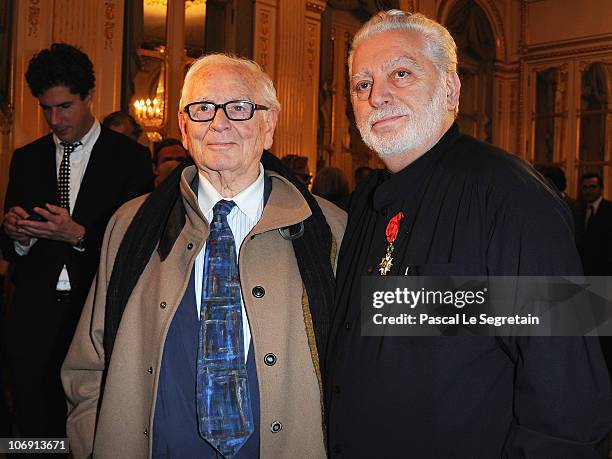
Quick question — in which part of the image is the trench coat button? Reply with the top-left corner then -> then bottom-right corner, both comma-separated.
187,242 -> 194,250
147,366 -> 153,374
270,420 -> 282,433
160,301 -> 167,309
366,266 -> 374,274
264,353 -> 277,366
252,286 -> 265,298
144,428 -> 148,437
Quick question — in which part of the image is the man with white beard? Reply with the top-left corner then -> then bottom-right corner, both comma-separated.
325,10 -> 612,458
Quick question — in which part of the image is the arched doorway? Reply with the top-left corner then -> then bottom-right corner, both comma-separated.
445,0 -> 496,143
317,1 -> 399,189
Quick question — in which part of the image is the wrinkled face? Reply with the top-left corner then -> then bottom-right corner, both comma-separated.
38,85 -> 94,144
350,30 -> 451,159
157,144 -> 187,167
581,177 -> 602,203
178,65 -> 277,181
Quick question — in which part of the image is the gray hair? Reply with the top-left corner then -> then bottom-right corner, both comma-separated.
180,53 -> 281,112
348,10 -> 458,76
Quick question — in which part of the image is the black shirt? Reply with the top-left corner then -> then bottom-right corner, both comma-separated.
326,125 -> 612,457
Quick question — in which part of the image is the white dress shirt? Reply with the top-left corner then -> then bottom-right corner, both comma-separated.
195,163 -> 265,360
15,119 -> 100,291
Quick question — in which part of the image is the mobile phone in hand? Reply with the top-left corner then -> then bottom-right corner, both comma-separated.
27,212 -> 47,222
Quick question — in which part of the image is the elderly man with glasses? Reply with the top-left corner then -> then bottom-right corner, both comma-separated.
62,53 -> 346,459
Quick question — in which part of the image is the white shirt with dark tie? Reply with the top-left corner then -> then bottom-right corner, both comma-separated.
194,163 -> 265,360
15,119 -> 101,291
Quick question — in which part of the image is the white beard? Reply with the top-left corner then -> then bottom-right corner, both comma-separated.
356,80 -> 448,159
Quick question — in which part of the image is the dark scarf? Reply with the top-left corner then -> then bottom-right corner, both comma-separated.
101,151 -> 335,393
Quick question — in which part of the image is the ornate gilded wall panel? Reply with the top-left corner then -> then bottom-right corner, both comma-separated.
522,53 -> 612,198
275,0 -> 307,157
302,9 -> 324,169
13,0 -> 53,149
253,0 -> 278,82
272,0 -> 325,177
492,62 -> 520,153
12,0 -> 124,150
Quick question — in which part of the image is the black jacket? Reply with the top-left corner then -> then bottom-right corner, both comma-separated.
326,125 -> 612,458
575,199 -> 612,275
0,126 -> 154,309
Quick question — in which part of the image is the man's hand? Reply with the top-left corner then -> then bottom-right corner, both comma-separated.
17,204 -> 85,245
3,206 -> 33,243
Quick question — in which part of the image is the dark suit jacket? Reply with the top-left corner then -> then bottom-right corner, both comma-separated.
0,126 -> 154,309
574,198 -> 612,275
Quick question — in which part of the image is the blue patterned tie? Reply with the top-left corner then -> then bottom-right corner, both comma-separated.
197,200 -> 254,457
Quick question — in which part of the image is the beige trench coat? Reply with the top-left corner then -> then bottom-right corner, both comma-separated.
62,166 -> 346,459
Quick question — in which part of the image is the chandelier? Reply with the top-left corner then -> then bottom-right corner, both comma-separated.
133,97 -> 163,125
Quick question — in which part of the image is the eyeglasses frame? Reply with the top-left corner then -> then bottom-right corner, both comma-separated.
183,100 -> 269,122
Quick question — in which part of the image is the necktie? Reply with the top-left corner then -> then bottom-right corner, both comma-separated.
197,200 -> 253,457
586,204 -> 595,229
58,141 -> 81,211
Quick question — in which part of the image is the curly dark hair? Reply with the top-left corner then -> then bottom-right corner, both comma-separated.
25,43 -> 95,99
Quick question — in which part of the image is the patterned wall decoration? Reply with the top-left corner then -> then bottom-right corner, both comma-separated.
258,9 -> 271,71
28,0 -> 41,37
104,1 -> 116,49
305,21 -> 317,82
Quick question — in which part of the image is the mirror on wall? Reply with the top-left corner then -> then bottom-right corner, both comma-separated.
132,54 -> 166,135
533,67 -> 565,165
185,0 -> 206,58
128,0 -> 170,141
142,0 -> 168,50
576,62 -> 611,185
579,62 -> 610,164
129,0 -> 209,141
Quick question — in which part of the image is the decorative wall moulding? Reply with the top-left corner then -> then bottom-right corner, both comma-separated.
494,61 -> 520,75
524,34 -> 612,54
104,1 -> 118,49
306,1 -> 326,14
305,21 -> 317,82
438,0 -> 508,63
0,105 -> 13,135
27,0 -> 41,37
523,44 -> 612,62
255,6 -> 274,72
577,57 -> 612,72
400,0 -> 416,13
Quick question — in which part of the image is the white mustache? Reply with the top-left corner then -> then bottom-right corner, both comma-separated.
367,105 -> 412,126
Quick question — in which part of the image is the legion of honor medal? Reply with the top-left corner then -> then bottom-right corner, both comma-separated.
379,211 -> 405,276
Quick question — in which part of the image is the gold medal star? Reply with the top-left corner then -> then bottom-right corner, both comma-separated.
379,244 -> 394,275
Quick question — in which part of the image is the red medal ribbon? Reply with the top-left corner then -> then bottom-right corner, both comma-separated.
385,211 -> 405,245
379,212 -> 405,275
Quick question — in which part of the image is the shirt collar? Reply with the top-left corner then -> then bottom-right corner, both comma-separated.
591,195 -> 603,213
197,163 -> 265,221
372,123 -> 460,211
53,118 -> 101,154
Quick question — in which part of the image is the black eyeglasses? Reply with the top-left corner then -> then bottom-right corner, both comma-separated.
183,100 -> 269,122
